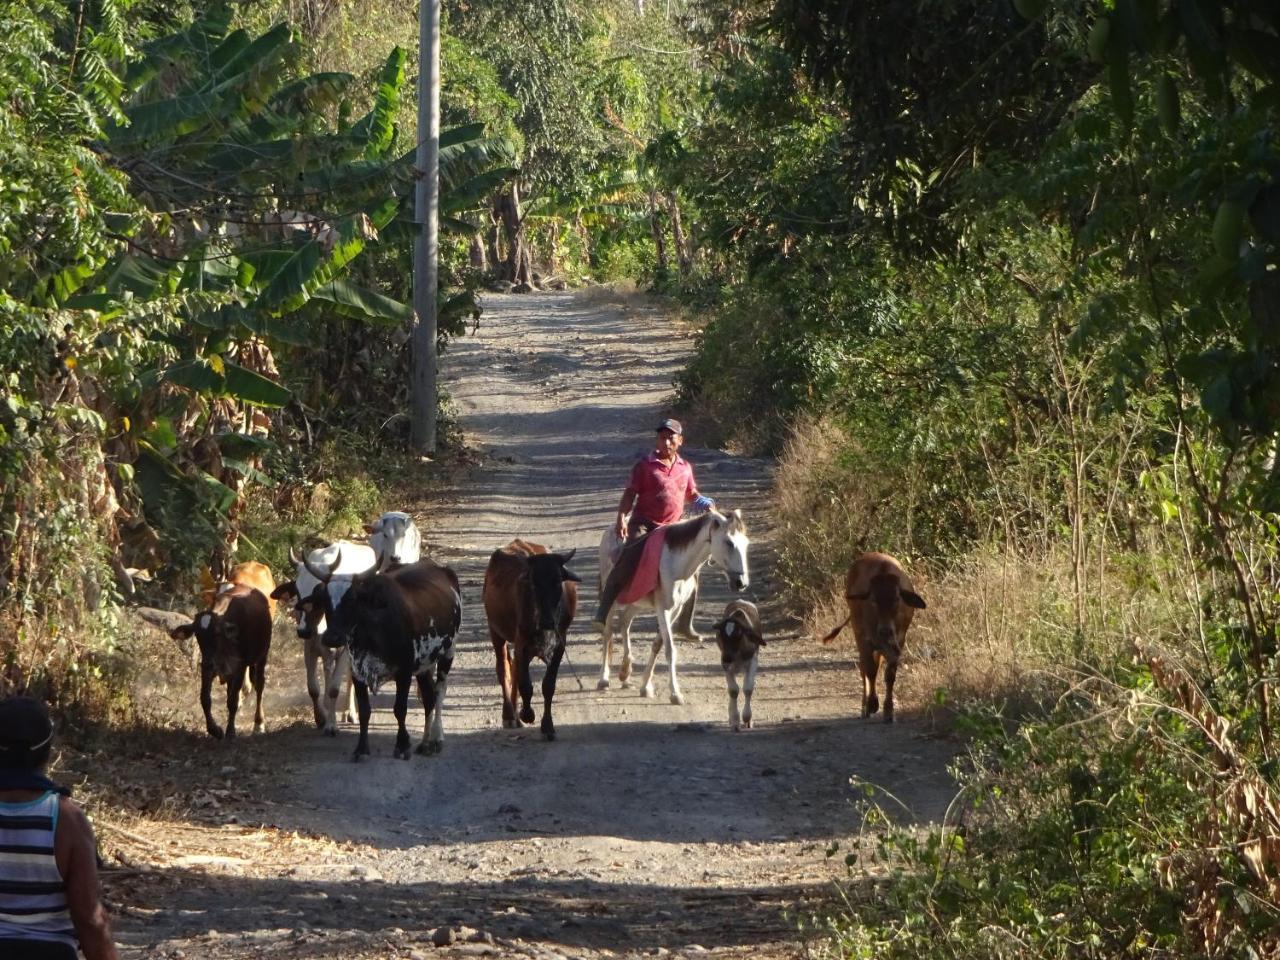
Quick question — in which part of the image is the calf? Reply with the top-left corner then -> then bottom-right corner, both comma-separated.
483,540 -> 581,741
320,558 -> 462,761
169,585 -> 272,739
713,599 -> 765,731
271,540 -> 377,733
202,561 -> 277,619
821,552 -> 926,722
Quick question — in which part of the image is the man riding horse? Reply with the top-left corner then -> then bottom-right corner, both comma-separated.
591,418 -> 714,638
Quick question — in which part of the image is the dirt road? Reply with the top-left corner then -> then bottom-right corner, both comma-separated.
103,287 -> 957,959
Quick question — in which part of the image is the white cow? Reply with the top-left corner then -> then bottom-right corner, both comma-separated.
273,512 -> 423,734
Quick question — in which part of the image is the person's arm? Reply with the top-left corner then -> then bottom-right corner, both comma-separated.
616,462 -> 641,538
684,465 -> 714,514
615,489 -> 636,539
56,798 -> 119,960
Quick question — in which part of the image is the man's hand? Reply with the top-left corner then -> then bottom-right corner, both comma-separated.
615,514 -> 628,540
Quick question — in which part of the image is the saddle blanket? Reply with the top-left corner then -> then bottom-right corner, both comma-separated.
617,526 -> 668,605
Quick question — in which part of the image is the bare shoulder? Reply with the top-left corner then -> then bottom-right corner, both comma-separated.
56,796 -> 95,842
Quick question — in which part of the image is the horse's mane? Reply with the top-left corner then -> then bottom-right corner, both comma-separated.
663,511 -> 713,551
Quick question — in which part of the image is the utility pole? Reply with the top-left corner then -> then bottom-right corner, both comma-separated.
411,0 -> 440,454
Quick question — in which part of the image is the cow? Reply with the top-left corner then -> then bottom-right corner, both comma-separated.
483,540 -> 581,741
821,552 -> 926,723
271,540 -> 377,733
201,561 -> 277,619
712,599 -> 765,732
318,556 -> 462,761
270,513 -> 423,733
365,511 -> 422,566
168,584 -> 272,739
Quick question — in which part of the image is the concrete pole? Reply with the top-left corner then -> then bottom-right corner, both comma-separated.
411,0 -> 440,454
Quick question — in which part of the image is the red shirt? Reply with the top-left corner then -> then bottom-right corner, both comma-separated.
624,453 -> 700,526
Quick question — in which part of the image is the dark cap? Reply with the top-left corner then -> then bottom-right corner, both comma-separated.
656,418 -> 683,436
0,696 -> 54,752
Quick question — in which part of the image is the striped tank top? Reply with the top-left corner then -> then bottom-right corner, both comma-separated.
0,791 -> 76,948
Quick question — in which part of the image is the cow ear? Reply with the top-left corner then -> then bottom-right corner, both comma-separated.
169,623 -> 195,641
901,589 -> 926,610
561,567 -> 582,583
848,590 -> 871,601
363,522 -> 378,535
271,581 -> 298,601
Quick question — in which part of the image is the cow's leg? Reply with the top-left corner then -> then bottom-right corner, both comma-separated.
541,641 -> 566,741
859,647 -> 880,718
391,673 -> 412,760
200,663 -> 223,740
517,647 -> 536,725
418,656 -> 451,755
303,636 -> 326,729
252,660 -> 267,734
494,636 -> 518,727
224,669 -> 243,739
352,679 -> 373,761
342,655 -> 357,724
882,658 -> 897,724
725,663 -> 741,731
742,653 -> 758,729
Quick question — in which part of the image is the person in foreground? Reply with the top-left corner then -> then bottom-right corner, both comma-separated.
592,418 -> 715,638
0,696 -> 118,960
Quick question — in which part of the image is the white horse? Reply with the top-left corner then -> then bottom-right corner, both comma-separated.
596,509 -> 750,703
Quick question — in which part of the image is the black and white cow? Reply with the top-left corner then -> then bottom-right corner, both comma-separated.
271,512 -> 423,734
317,557 -> 462,761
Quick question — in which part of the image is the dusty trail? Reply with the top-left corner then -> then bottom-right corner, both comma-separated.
106,288 -> 957,959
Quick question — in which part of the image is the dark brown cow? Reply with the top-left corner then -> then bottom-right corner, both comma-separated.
483,539 -> 581,741
713,599 -> 766,731
821,552 -> 926,723
319,558 -> 462,761
169,584 -> 272,739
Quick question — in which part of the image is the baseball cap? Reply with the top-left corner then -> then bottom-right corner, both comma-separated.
0,696 -> 54,752
656,418 -> 683,435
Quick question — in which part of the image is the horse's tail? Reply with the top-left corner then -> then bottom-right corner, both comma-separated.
820,616 -> 850,644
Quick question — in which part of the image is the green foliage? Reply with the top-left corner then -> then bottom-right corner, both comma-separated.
814,655 -> 1280,957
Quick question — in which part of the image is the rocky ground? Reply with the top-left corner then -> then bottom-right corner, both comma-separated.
91,286 -> 958,959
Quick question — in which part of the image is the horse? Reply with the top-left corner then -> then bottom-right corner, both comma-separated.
596,508 -> 750,704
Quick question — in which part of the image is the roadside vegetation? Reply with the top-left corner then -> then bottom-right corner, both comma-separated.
4,0 -> 1278,955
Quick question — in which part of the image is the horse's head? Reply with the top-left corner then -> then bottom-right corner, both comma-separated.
708,509 -> 750,592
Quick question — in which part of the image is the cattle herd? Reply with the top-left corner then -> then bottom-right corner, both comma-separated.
168,510 -> 927,759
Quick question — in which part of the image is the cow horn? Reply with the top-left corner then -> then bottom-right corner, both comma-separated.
289,546 -> 303,567
302,548 -> 331,583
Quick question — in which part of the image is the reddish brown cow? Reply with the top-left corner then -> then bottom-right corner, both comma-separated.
169,584 -> 273,739
201,561 -> 277,619
483,539 -> 581,741
821,552 -> 926,723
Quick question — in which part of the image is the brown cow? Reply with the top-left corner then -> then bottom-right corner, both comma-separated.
201,561 -> 277,619
483,540 -> 581,741
169,584 -> 273,739
821,552 -> 926,723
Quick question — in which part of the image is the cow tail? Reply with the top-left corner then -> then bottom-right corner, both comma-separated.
820,616 -> 850,644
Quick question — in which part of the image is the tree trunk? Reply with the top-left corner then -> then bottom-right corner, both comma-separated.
666,192 -> 691,277
498,183 -> 532,285
469,233 -> 487,272
648,188 -> 668,276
